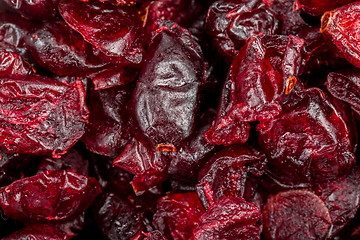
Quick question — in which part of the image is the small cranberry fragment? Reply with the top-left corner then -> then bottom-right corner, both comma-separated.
2,224 -> 68,240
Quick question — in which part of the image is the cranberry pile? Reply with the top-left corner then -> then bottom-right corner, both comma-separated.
0,0 -> 360,239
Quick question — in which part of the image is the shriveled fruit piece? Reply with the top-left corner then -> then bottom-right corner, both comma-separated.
0,170 -> 101,223
130,22 -> 204,150
58,0 -> 144,65
144,0 -> 204,33
196,145 -> 266,209
113,137 -> 169,195
193,197 -> 261,240
93,190 -> 143,240
258,87 -> 354,186
313,166 -> 360,237
263,190 -> 332,240
320,2 -> 360,69
204,69 -> 250,146
0,51 -> 33,76
82,84 -> 134,157
327,69 -> 360,119
2,224 -> 68,240
0,75 -> 88,158
153,192 -> 205,240
0,13 -> 34,58
168,109 -> 217,183
205,34 -> 304,146
295,0 -> 356,16
206,0 -> 280,62
25,21 -> 109,77
2,0 -> 59,20
91,67 -> 138,90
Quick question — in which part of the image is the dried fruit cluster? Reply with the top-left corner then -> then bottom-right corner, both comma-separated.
0,0 -> 359,239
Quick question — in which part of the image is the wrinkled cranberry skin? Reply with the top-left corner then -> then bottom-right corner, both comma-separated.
2,0 -> 58,20
205,34 -> 304,146
168,110 -> 217,182
313,166 -> 360,238
0,51 -> 33,76
93,191 -> 142,240
0,13 -> 34,59
113,137 -> 169,195
0,76 -> 88,158
193,197 -> 261,240
131,23 -> 204,150
327,70 -> 360,119
25,21 -> 108,77
263,190 -> 332,240
296,0 -> 356,16
206,0 -> 280,62
0,170 -> 101,223
258,87 -> 354,186
82,84 -> 134,157
321,2 -> 360,69
196,145 -> 266,209
59,0 -> 144,65
204,69 -> 250,146
144,0 -> 203,33
2,224 -> 68,240
152,192 -> 205,240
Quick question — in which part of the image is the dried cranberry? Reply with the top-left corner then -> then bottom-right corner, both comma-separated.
0,76 -> 88,158
327,69 -> 360,119
258,87 -> 355,186
295,0 -> 356,16
58,0 -> 144,65
193,197 -> 261,240
0,51 -> 33,76
93,190 -> 143,240
153,192 -> 205,240
2,224 -> 68,240
320,2 -> 360,69
0,170 -> 101,223
263,190 -> 332,240
130,22 -> 204,150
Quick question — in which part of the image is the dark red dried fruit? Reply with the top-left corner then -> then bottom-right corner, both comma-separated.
263,190 -> 332,240
196,145 -> 266,209
193,197 -> 261,240
2,0 -> 58,20
206,0 -> 280,62
25,21 -> 108,77
82,84 -> 134,157
58,0 -> 144,65
153,192 -> 205,240
0,170 -> 101,223
0,51 -> 33,76
258,87 -> 355,186
295,0 -> 356,16
131,23 -> 204,150
0,13 -> 34,58
0,76 -> 88,158
320,2 -> 360,69
2,224 -> 68,240
205,34 -> 304,146
93,190 -> 143,240
168,110 -> 217,182
313,166 -> 360,237
113,137 -> 168,195
327,70 -> 360,119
